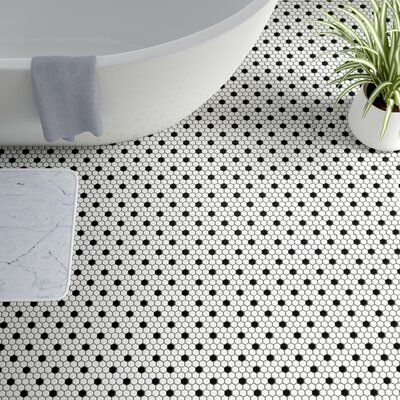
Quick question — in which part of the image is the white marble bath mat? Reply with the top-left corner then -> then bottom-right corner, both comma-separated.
0,169 -> 78,301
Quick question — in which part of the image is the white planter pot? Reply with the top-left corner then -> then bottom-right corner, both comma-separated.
348,83 -> 400,151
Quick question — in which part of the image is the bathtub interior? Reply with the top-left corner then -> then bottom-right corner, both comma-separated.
0,0 -> 255,58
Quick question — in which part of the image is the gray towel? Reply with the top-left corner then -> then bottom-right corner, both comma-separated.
31,56 -> 103,142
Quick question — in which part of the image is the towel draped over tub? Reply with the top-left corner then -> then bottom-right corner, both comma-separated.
31,55 -> 103,142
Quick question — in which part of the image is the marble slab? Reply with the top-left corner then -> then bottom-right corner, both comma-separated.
0,169 -> 78,301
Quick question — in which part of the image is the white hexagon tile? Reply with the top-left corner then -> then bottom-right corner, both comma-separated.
1,0 -> 400,399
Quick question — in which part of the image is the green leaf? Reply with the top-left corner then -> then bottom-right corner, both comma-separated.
345,45 -> 380,57
362,81 -> 393,116
392,79 -> 400,91
385,1 -> 400,27
380,98 -> 395,139
341,5 -> 386,55
370,0 -> 381,14
346,58 -> 377,73
334,61 -> 362,75
393,90 -> 400,108
379,2 -> 388,41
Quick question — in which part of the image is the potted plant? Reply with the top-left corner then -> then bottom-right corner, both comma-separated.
315,0 -> 400,151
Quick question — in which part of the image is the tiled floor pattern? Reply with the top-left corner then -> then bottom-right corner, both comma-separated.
1,0 -> 400,398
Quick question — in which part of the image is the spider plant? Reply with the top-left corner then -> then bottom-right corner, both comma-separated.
313,0 -> 400,138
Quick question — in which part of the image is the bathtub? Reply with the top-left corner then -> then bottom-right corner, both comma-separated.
0,0 -> 278,145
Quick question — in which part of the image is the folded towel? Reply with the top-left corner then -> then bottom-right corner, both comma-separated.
31,56 -> 103,142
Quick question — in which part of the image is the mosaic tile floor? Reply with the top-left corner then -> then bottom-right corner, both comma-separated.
1,0 -> 400,398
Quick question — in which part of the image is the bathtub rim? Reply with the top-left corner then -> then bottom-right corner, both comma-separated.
0,0 -> 274,70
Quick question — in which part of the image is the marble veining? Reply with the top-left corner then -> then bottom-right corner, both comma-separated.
0,169 -> 78,301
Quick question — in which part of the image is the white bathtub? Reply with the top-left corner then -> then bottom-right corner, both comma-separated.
0,0 -> 278,145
